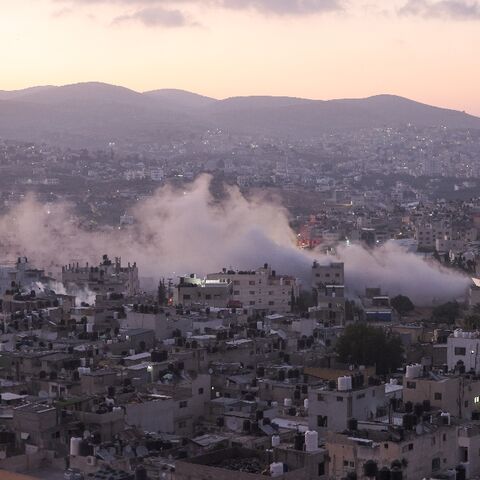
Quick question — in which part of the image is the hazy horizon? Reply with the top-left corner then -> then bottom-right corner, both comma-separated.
2,0 -> 480,115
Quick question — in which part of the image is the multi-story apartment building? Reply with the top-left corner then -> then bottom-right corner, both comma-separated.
207,264 -> 298,314
62,256 -> 139,297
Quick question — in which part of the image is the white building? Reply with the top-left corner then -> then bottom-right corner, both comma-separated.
447,329 -> 480,373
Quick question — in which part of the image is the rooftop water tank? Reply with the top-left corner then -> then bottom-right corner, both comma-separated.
305,430 -> 318,452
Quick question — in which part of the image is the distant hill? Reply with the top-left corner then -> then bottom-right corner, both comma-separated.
0,82 -> 478,147
144,89 -> 217,109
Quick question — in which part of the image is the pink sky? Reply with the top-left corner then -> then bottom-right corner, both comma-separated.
1,0 -> 480,115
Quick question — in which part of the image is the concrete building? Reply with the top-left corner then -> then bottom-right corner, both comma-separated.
175,274 -> 232,308
62,256 -> 139,297
326,417 -> 461,480
207,264 -> 298,313
447,329 -> 480,374
308,376 -> 386,434
403,368 -> 480,419
311,261 -> 344,290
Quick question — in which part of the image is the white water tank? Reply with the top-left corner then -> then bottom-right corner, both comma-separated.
70,437 -> 82,456
80,358 -> 87,367
86,323 -> 94,333
304,398 -> 309,410
305,430 -> 319,452
272,435 -> 281,447
284,398 -> 292,407
270,462 -> 284,477
257,321 -> 263,331
338,376 -> 352,391
337,376 -> 348,391
406,364 -> 422,379
272,401 -> 278,408
454,329 -> 462,338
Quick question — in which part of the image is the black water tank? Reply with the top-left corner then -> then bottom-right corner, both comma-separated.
413,403 -> 424,417
363,460 -> 378,478
108,386 -> 115,398
348,418 -> 358,431
422,399 -> 431,412
257,366 -> 265,377
345,473 -> 357,480
378,467 -> 391,480
456,465 -> 466,480
390,466 -> 403,480
294,432 -> 304,451
256,410 -> 264,421
404,401 -> 413,413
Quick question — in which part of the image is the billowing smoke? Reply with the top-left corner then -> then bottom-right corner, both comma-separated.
0,174 -> 469,305
32,281 -> 96,307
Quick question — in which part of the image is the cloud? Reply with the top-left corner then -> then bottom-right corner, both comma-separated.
113,6 -> 190,27
220,0 -> 343,15
399,0 -> 480,20
55,0 -> 344,20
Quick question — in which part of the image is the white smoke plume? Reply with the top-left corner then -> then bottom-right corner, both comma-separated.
0,174 -> 470,305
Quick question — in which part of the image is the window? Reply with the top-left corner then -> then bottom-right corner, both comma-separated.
183,294 -> 191,300
432,458 -> 440,471
250,301 -> 255,305
434,392 -> 442,400
234,280 -> 240,285
234,291 -> 240,295
198,388 -> 204,394
384,443 -> 389,449
249,281 -> 255,285
178,420 -> 187,428
249,291 -> 255,295
179,401 -> 188,408
205,294 -> 212,300
455,347 -> 466,356
408,443 -> 414,451
269,301 -> 275,306
406,381 -> 416,389
356,393 -> 365,399
317,415 -> 328,427
317,394 -> 324,401
318,462 -> 325,476
336,396 -> 344,402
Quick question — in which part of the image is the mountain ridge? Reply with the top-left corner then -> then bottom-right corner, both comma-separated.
0,82 -> 478,147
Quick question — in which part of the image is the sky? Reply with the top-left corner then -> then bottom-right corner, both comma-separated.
1,0 -> 480,115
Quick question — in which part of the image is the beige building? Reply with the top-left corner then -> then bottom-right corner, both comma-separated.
311,261 -> 344,289
403,371 -> 480,419
207,264 -> 298,313
326,418 -> 460,480
174,274 -> 232,308
415,220 -> 451,250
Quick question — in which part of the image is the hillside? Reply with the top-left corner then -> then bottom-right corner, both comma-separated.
0,82 -> 478,147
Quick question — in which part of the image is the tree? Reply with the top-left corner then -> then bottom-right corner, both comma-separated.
336,323 -> 404,375
391,295 -> 415,316
464,314 -> 480,330
431,301 -> 460,325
